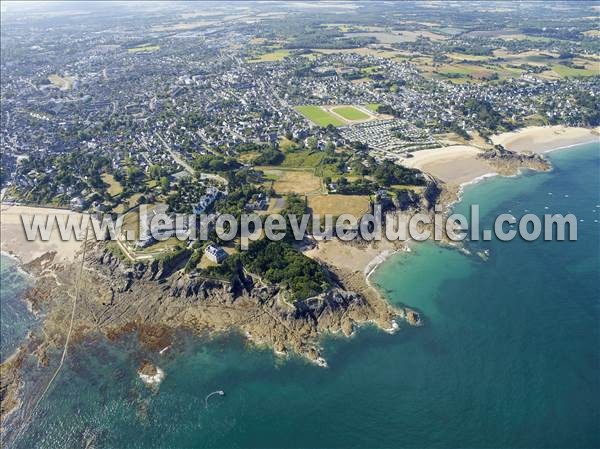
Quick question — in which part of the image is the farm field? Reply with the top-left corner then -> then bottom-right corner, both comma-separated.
247,49 -> 290,62
294,105 -> 345,127
432,62 -> 528,82
436,64 -> 494,78
112,193 -> 143,213
348,30 -> 446,44
238,152 -> 259,163
551,63 -> 598,77
280,150 -> 325,168
279,137 -> 298,151
308,194 -> 370,218
312,47 -> 399,59
151,21 -> 217,32
261,168 -> 323,195
447,53 -> 492,62
398,30 -> 447,41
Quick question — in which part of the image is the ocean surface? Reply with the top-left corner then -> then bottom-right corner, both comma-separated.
3,142 -> 599,448
0,255 -> 35,363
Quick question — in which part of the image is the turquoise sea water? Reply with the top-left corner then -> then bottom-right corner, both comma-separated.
0,255 -> 35,362
4,142 -> 600,448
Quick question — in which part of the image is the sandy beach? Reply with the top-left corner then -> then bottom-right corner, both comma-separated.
400,145 -> 496,186
303,234 -> 410,311
399,126 -> 597,189
305,238 -> 403,277
492,125 -> 598,153
0,204 -> 86,264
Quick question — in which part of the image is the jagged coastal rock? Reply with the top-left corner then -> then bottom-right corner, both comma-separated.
478,145 -> 551,174
138,360 -> 165,388
4,242 -> 413,386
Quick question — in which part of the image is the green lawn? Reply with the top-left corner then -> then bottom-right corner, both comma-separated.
332,106 -> 370,121
295,106 -> 345,127
365,103 -> 381,112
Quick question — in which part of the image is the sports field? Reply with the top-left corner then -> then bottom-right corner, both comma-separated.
294,106 -> 345,127
331,106 -> 370,121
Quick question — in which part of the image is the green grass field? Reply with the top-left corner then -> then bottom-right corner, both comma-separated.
332,106 -> 370,121
551,64 -> 598,78
295,106 -> 345,127
365,103 -> 381,112
279,137 -> 298,151
281,150 -> 325,168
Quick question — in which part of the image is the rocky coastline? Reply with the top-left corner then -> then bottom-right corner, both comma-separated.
0,239 -> 421,430
0,142 -> 556,432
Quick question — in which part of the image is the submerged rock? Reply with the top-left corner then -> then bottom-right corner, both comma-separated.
138,360 -> 165,388
405,309 -> 423,326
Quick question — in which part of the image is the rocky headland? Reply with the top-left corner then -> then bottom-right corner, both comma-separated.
0,238 -> 421,429
477,145 -> 552,175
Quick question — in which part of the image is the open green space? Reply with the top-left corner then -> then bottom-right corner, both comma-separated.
281,150 -> 325,168
101,173 -> 123,197
294,106 -> 345,127
247,49 -> 291,63
551,64 -> 598,78
331,106 -> 370,121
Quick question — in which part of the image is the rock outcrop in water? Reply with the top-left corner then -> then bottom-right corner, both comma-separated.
478,145 -> 551,174
137,360 -> 165,389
